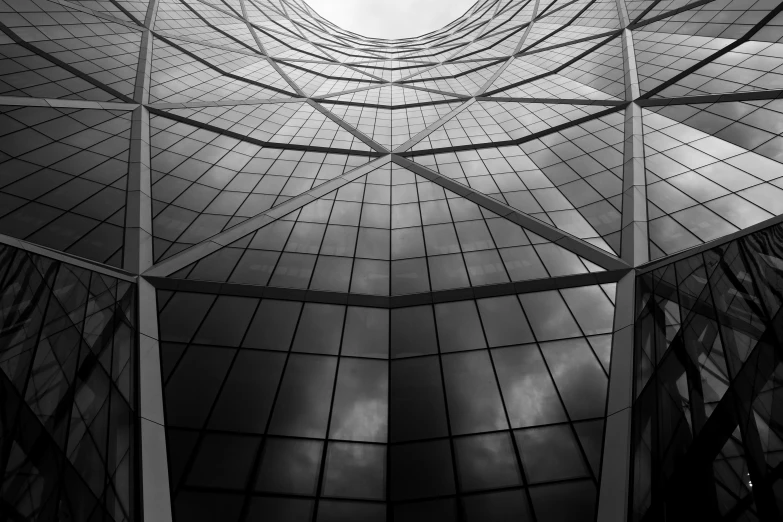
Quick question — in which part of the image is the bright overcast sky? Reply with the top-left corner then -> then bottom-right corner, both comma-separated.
305,0 -> 478,39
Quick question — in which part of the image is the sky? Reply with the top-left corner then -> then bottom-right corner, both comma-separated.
305,0 -> 478,39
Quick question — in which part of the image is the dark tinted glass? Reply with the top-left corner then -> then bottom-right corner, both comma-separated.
390,440 -> 455,501
268,354 -> 337,437
330,358 -> 388,442
389,356 -> 448,441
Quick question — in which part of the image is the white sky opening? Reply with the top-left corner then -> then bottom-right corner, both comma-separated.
305,0 -> 479,39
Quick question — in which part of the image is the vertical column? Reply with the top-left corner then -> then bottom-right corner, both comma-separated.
599,5 -> 644,516
620,103 -> 648,267
125,0 -> 158,273
620,30 -> 640,99
133,2 -> 173,522
597,271 -> 636,522
615,0 -> 630,30
616,4 -> 648,268
138,277 -> 173,522
124,106 -> 153,274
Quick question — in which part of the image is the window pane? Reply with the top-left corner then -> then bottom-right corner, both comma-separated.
454,432 -> 522,492
187,433 -> 259,489
463,490 -> 532,522
477,296 -> 534,347
515,424 -> 589,483
243,300 -> 302,351
435,301 -> 487,353
268,354 -> 337,438
192,296 -> 257,347
330,358 -> 388,442
165,345 -> 233,428
540,338 -> 608,420
342,307 -> 389,358
209,350 -> 285,433
159,293 -> 215,343
391,306 -> 437,358
292,303 -> 345,355
389,356 -> 448,441
518,290 -> 582,341
491,345 -> 567,428
322,442 -> 386,500
390,440 -> 455,501
255,438 -> 323,495
442,351 -> 508,435
561,286 -> 615,335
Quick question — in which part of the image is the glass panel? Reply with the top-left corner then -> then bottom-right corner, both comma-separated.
442,351 -> 508,435
267,354 -> 337,438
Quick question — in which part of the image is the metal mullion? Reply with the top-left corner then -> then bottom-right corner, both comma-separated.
440,164 -> 497,292
153,34 -> 299,97
278,59 -> 383,83
143,156 -> 392,279
108,0 -> 145,25
486,32 -> 621,96
318,98 -> 460,112
629,0 -> 714,29
247,212 -> 301,290
394,155 -> 630,273
457,150 -> 563,283
597,270 -> 636,510
393,83 -> 472,101
550,287 -> 612,489
639,2 -> 783,100
475,195 -> 517,285
429,308 -> 468,521
450,25 -> 528,62
310,305 -> 349,518
173,296 -> 259,519
535,0 -> 579,20
146,106 -> 378,156
411,164 -> 453,296
149,97 -> 302,110
384,166 -> 393,299
192,0 -> 245,20
42,0 -> 140,28
386,257 -> 393,520
307,99 -> 390,153
236,296 -> 307,521
155,293 -> 218,391
472,293 -> 539,521
514,29 -> 620,60
524,0 -> 601,52
397,104 -> 627,156
393,99 -> 477,153
221,216 -> 297,287
387,158 -> 466,517
529,327 -> 599,509
305,172 -> 355,292
178,0 -> 262,54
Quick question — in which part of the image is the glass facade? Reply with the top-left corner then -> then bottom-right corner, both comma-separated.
0,0 -> 782,521
632,222 -> 783,521
0,241 -> 137,521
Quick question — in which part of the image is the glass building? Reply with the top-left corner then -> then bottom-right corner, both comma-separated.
0,0 -> 782,520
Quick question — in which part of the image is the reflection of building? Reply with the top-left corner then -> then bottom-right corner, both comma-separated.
0,0 -> 782,520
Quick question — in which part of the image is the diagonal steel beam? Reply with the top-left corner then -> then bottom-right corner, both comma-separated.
143,155 -> 392,277
392,154 -> 630,271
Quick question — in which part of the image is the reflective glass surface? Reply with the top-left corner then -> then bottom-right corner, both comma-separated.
4,0 -> 783,519
157,284 -> 613,518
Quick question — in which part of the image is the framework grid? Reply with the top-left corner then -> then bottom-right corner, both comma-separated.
1,0 -> 783,521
